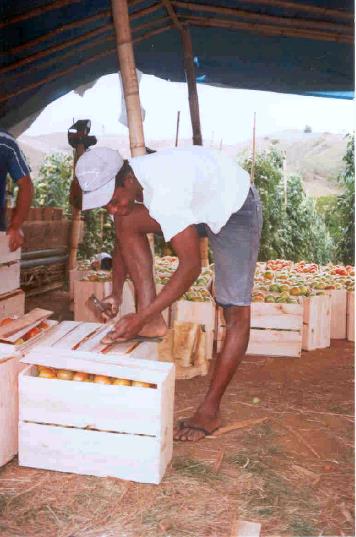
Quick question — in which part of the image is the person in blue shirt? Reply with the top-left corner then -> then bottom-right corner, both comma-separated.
0,129 -> 33,251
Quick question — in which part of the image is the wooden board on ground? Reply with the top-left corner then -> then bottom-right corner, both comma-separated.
0,289 -> 25,320
19,349 -> 175,484
326,288 -> 347,339
302,295 -> 331,351
0,350 -> 25,466
347,291 -> 354,342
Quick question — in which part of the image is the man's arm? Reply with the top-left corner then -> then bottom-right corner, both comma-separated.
108,225 -> 201,339
7,175 -> 33,251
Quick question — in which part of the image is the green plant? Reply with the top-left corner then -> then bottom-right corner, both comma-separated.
335,134 -> 354,264
33,153 -> 73,215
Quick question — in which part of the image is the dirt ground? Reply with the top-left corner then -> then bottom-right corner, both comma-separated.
0,290 -> 354,537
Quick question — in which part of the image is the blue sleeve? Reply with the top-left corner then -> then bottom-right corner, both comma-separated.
7,141 -> 31,182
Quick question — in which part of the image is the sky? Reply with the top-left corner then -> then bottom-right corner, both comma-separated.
24,73 -> 354,144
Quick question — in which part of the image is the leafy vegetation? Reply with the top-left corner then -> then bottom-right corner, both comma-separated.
30,141 -> 354,264
242,148 -> 335,263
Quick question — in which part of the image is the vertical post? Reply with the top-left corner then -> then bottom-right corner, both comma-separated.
68,142 -> 86,271
181,28 -> 202,146
111,0 -> 146,158
175,110 -> 181,147
250,112 -> 256,184
111,0 -> 154,252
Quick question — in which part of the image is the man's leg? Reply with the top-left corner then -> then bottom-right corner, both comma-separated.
115,204 -> 167,337
174,305 -> 250,441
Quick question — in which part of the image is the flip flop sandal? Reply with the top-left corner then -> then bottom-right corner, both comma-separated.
175,423 -> 219,441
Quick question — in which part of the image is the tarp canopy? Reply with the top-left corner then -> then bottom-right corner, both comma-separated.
0,0 -> 354,131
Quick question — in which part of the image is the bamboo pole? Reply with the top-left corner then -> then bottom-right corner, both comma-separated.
250,112 -> 256,184
112,0 -> 146,157
172,1 -> 352,34
181,27 -> 203,146
242,0 -> 353,21
111,0 -> 155,254
175,110 -> 181,146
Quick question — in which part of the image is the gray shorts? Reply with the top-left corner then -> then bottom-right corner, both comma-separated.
201,185 -> 263,307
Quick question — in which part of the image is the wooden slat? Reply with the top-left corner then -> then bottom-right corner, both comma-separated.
0,289 -> 25,320
0,352 -> 24,466
251,302 -> 303,330
73,279 -> 112,322
0,262 -> 20,295
21,347 -> 173,385
302,295 -> 331,350
326,289 -> 347,339
172,298 -> 216,331
247,328 -> 302,357
20,365 -> 161,436
0,232 -> 21,264
19,421 -> 164,484
347,291 -> 354,342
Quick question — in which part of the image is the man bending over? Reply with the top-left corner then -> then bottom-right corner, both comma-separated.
75,146 -> 262,441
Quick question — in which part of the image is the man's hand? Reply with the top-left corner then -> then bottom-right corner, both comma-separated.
101,313 -> 145,343
7,225 -> 24,251
100,295 -> 120,321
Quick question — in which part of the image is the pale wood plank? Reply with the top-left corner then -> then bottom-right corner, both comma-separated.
326,289 -> 347,339
73,280 -> 112,322
0,352 -> 24,466
251,302 -> 303,330
172,298 -> 216,332
20,366 -> 161,436
21,347 -> 174,385
0,232 -> 21,264
247,329 -> 302,357
235,519 -> 261,537
303,295 -> 331,350
69,268 -> 91,300
19,421 -> 164,484
0,262 -> 20,295
0,289 -> 25,320
347,291 -> 354,342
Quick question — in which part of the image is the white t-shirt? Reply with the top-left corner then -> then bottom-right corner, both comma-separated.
129,146 -> 250,242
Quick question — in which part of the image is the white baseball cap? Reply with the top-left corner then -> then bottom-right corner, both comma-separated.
75,147 -> 124,210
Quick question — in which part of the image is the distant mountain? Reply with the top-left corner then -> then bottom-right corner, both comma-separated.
19,129 -> 348,197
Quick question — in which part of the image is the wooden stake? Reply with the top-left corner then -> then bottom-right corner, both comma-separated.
181,27 -> 202,146
250,112 -> 256,184
175,110 -> 181,147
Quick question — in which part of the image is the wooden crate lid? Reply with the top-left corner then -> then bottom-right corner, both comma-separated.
0,308 -> 53,343
21,347 -> 175,385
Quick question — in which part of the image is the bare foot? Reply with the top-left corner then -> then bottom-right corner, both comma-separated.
174,406 -> 222,442
139,314 -> 168,338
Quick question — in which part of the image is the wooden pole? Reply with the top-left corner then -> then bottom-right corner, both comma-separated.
68,141 -> 85,271
175,110 -> 181,147
111,0 -> 154,254
250,112 -> 256,184
112,0 -> 146,157
181,27 -> 202,146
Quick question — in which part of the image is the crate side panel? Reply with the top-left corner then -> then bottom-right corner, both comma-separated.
247,329 -> 302,357
19,422 -> 163,484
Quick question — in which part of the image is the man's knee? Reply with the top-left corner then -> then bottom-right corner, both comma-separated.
223,305 -> 251,329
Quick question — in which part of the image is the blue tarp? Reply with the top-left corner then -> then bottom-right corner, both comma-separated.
0,0 -> 354,130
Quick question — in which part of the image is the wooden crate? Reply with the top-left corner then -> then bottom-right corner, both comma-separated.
216,302 -> 303,358
302,295 -> 332,351
326,289 -> 347,339
0,289 -> 25,320
74,278 -> 112,322
347,291 -> 354,342
69,268 -> 91,301
19,349 -> 175,484
0,350 -> 24,466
